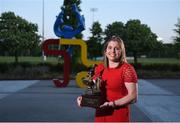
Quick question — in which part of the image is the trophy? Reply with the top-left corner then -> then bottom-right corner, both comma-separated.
81,64 -> 103,108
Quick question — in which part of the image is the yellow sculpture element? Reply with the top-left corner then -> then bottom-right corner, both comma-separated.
60,38 -> 102,88
75,71 -> 88,88
60,39 -> 102,67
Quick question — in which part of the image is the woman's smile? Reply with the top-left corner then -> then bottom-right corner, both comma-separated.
105,41 -> 121,62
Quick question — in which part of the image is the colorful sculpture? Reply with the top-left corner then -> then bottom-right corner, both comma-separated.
42,3 -> 101,88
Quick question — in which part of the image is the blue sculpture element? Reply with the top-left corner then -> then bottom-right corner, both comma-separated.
54,4 -> 85,38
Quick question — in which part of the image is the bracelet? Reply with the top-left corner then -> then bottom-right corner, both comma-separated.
113,101 -> 116,108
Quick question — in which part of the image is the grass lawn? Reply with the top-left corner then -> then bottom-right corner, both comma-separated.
128,58 -> 180,65
0,56 -> 180,64
0,56 -> 61,64
0,56 -> 179,64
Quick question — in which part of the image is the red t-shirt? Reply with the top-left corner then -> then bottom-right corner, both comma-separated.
94,63 -> 138,122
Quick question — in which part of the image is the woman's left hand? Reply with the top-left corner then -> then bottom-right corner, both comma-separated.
100,101 -> 113,108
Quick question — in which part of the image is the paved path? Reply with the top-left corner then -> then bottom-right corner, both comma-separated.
0,79 -> 179,122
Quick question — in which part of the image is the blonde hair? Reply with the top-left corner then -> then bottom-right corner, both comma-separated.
103,36 -> 127,67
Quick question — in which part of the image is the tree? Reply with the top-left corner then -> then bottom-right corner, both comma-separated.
147,41 -> 164,58
0,12 -> 40,62
173,18 -> 180,58
87,21 -> 103,59
63,0 -> 82,38
174,18 -> 180,43
124,19 -> 159,64
104,21 -> 125,42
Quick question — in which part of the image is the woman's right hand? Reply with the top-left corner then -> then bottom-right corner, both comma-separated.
77,96 -> 82,107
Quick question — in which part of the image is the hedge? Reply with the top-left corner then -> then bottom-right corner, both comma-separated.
0,62 -> 179,79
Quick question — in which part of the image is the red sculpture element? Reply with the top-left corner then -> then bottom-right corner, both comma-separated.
42,39 -> 71,87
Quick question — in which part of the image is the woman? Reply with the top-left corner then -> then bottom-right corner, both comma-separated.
77,36 -> 138,122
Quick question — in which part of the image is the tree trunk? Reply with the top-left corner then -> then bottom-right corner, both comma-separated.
133,51 -> 138,65
15,50 -> 18,63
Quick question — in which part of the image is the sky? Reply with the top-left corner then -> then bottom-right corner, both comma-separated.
0,0 -> 179,43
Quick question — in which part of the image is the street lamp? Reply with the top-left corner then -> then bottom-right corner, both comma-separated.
42,0 -> 46,61
42,0 -> 44,42
90,8 -> 98,24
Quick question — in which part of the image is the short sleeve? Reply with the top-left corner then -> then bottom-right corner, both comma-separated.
93,63 -> 104,80
123,64 -> 138,83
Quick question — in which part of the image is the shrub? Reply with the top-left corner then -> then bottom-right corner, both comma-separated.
0,62 -> 179,79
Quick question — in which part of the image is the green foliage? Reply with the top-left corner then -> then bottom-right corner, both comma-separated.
132,62 -> 180,78
133,63 -> 180,71
0,12 -> 41,62
0,56 -> 180,79
0,60 -> 180,79
87,21 -> 103,59
173,18 -> 180,58
62,0 -> 82,38
125,19 -> 158,51
0,61 -> 87,79
104,21 -> 125,41
124,19 -> 161,64
173,18 -> 180,44
103,19 -> 162,64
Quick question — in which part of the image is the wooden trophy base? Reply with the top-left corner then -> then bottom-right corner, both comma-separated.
81,94 -> 101,108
